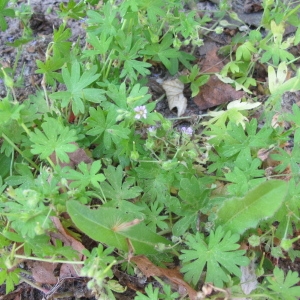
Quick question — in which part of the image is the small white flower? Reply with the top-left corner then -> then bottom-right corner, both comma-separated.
148,126 -> 156,132
134,106 -> 147,119
181,126 -> 193,135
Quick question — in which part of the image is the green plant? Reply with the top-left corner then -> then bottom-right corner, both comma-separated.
180,226 -> 249,287
179,65 -> 210,97
1,0 -> 300,298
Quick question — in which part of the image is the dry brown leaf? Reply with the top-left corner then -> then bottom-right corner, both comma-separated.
50,216 -> 86,277
257,148 -> 272,162
193,47 -> 244,110
131,255 -> 198,300
161,78 -> 187,116
30,261 -> 58,284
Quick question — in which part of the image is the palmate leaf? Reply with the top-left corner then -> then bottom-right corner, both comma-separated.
65,160 -> 106,190
100,165 -> 142,201
50,61 -> 105,115
180,227 -> 249,287
264,267 -> 300,300
66,200 -> 171,254
85,107 -> 130,150
114,32 -> 151,81
30,117 -> 77,163
140,33 -> 179,71
52,25 -> 72,58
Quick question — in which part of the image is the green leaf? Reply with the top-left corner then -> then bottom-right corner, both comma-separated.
86,2 -> 119,36
265,267 -> 300,300
140,33 -> 179,71
135,284 -> 159,300
1,188 -> 52,239
140,0 -> 165,24
50,61 -> 105,115
236,41 -> 257,61
65,160 -> 106,190
215,180 -> 288,234
35,56 -> 65,85
5,163 -> 35,188
0,265 -> 20,294
100,165 -> 142,201
172,214 -> 197,237
178,176 -> 211,209
82,32 -> 113,57
0,97 -> 24,124
52,25 -> 72,58
66,200 -> 171,254
294,26 -> 300,45
0,0 -> 15,31
30,117 -> 78,162
59,0 -> 86,20
86,107 -> 130,150
180,227 -> 249,287
121,59 -> 151,81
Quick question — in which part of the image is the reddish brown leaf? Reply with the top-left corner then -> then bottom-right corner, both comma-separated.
193,47 -> 244,110
131,255 -> 198,300
30,261 -> 58,284
50,216 -> 86,277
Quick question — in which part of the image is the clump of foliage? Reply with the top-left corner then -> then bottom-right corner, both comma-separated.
0,0 -> 300,299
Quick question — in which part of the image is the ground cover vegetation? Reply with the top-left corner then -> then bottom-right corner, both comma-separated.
0,0 -> 300,299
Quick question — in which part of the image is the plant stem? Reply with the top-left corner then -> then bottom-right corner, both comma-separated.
14,254 -> 84,265
2,133 -> 39,169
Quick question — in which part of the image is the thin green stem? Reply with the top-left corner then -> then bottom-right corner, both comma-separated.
14,254 -> 84,264
2,133 -> 39,169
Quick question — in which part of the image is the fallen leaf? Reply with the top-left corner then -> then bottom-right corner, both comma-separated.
193,47 -> 244,109
161,78 -> 187,116
30,261 -> 58,284
131,255 -> 198,300
50,216 -> 86,277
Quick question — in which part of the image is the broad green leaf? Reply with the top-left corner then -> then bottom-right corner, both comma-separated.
180,227 -> 249,287
67,200 -> 171,254
215,180 -> 288,234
